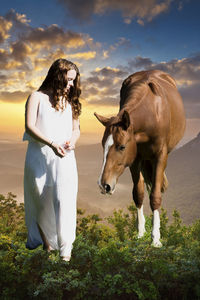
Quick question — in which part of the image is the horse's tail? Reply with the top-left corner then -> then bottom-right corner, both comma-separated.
141,160 -> 168,194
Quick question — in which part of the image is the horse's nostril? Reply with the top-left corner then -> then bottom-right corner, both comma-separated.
104,184 -> 111,193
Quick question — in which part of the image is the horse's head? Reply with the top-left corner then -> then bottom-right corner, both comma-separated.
94,110 -> 137,194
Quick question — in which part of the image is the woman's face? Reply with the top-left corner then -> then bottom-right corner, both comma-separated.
65,69 -> 77,93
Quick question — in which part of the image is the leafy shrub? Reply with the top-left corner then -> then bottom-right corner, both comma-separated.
0,193 -> 200,299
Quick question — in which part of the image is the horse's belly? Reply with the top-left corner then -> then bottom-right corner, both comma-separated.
137,142 -> 159,159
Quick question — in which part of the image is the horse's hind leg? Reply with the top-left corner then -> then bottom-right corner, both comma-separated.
130,161 -> 145,238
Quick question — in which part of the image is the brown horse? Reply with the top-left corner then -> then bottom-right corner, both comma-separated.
94,70 -> 185,246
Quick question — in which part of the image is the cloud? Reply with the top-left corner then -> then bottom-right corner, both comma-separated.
24,25 -> 86,49
67,51 -> 96,60
58,0 -> 179,24
0,16 -> 12,43
124,53 -> 200,86
88,95 -> 119,106
100,37 -> 132,60
91,66 -> 128,78
106,37 -> 132,57
0,47 -> 29,71
179,83 -> 200,104
10,41 -> 33,62
0,49 -> 9,68
80,53 -> 200,116
58,0 -> 97,22
127,56 -> 154,70
0,90 -> 30,103
5,9 -> 31,29
82,66 -> 128,106
0,7 -> 198,121
0,9 -> 103,99
102,50 -> 109,59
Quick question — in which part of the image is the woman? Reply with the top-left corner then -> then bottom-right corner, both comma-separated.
23,59 -> 81,261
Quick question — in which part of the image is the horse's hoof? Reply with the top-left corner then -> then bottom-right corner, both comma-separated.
151,240 -> 162,247
138,230 -> 146,238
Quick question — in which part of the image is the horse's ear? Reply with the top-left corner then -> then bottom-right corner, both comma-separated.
94,112 -> 110,126
121,110 -> 130,130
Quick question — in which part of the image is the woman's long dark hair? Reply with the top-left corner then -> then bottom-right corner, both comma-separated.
38,59 -> 81,119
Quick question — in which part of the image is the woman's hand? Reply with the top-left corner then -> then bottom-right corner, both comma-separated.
51,142 -> 66,157
64,141 -> 75,150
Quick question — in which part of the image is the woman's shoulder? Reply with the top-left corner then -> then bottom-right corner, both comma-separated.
30,90 -> 42,98
26,91 -> 42,107
29,90 -> 44,101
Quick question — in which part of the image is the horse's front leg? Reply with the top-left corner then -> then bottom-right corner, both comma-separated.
130,160 -> 145,238
150,147 -> 167,247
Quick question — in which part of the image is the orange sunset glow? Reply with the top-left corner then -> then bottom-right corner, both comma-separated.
0,3 -> 200,144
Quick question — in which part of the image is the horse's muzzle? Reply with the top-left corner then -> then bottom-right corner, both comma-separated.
98,176 -> 116,194
104,184 -> 111,193
98,183 -> 115,195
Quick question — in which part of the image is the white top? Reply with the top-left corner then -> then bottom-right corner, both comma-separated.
23,91 -> 73,145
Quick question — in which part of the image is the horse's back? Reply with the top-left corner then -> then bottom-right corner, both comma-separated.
120,70 -> 176,106
120,70 -> 186,151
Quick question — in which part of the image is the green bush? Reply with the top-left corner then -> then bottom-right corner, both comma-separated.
0,193 -> 200,300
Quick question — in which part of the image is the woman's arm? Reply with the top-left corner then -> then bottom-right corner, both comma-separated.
25,92 -> 51,146
65,118 -> 80,150
25,92 -> 65,157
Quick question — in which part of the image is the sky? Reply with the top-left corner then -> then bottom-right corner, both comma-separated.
0,0 -> 200,144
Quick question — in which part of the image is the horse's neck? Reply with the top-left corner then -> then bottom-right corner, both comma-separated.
119,95 -> 145,118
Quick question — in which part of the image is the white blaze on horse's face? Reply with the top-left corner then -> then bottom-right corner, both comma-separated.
98,134 -> 114,194
99,127 -> 137,194
95,110 -> 137,194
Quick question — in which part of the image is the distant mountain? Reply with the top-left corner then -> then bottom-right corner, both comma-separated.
76,134 -> 200,224
0,141 -> 26,199
0,134 -> 199,224
163,132 -> 200,224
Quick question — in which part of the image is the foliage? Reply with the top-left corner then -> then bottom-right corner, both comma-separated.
0,193 -> 200,299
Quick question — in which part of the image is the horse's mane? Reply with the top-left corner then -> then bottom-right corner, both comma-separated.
119,70 -> 176,111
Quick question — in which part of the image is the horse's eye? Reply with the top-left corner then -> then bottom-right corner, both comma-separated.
117,145 -> 125,151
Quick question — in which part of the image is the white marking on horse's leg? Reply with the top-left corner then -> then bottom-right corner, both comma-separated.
152,210 -> 162,247
137,205 -> 146,238
98,134 -> 114,188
